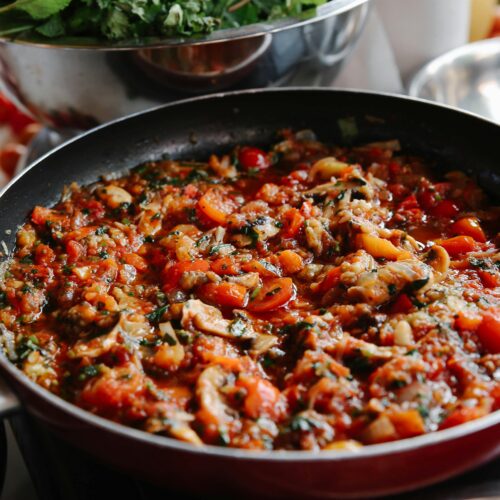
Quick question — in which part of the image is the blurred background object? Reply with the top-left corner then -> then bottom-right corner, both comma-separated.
408,37 -> 500,122
408,0 -> 500,122
470,0 -> 497,40
376,0 -> 471,82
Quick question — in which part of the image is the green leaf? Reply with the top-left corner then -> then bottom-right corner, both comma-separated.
0,0 -> 71,20
103,7 -> 130,39
36,13 -> 65,36
146,304 -> 169,325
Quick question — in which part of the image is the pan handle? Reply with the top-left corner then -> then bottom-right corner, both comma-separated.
0,377 -> 20,417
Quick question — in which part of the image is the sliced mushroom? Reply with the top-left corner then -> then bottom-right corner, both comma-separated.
70,313 -> 151,358
97,185 -> 132,208
181,300 -> 255,339
227,272 -> 260,288
179,271 -> 209,291
250,334 -> 279,357
308,157 -> 349,181
153,322 -> 185,369
196,365 -> 237,425
425,245 -> 450,284
346,259 -> 433,306
145,410 -> 203,446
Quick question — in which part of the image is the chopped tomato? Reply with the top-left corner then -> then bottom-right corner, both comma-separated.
388,183 -> 409,200
438,236 -> 477,257
399,194 -> 419,210
451,217 -> 486,243
418,190 -> 438,210
389,410 -> 425,438
123,253 -> 148,272
31,206 -> 66,226
440,406 -> 487,430
277,250 -> 304,275
83,199 -> 105,219
454,310 -> 482,331
477,309 -> 500,354
162,260 -> 210,291
66,240 -> 84,263
478,270 -> 500,289
390,294 -> 413,314
247,277 -> 295,313
238,146 -> 270,170
430,199 -> 459,218
210,257 -> 240,276
79,365 -> 144,413
388,161 -> 402,176
318,267 -> 341,294
198,282 -> 248,308
281,208 -> 304,238
34,244 -> 55,265
240,376 -> 282,420
198,189 -> 235,225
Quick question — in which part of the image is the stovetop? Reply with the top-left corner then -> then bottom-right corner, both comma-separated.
3,412 -> 499,500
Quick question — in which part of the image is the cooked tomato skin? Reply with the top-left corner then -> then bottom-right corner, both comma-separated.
247,278 -> 295,313
451,217 -> 486,243
238,146 -> 270,170
477,309 -> 500,354
198,282 -> 248,308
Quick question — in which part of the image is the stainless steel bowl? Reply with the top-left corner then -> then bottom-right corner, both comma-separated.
409,37 -> 500,123
0,0 -> 369,128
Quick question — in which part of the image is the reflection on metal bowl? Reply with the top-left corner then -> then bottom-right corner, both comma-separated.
135,35 -> 273,93
0,0 -> 369,128
409,37 -> 500,123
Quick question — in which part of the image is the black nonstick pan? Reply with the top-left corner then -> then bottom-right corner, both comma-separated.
0,89 -> 498,499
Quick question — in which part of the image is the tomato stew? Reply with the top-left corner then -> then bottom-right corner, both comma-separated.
1,130 -> 499,450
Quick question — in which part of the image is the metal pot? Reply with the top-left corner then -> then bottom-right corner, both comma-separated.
0,0 -> 369,128
0,88 -> 498,499
408,37 -> 500,123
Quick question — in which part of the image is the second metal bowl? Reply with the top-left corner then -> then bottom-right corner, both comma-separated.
409,37 -> 500,123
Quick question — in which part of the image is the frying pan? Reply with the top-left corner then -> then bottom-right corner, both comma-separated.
0,89 -> 498,499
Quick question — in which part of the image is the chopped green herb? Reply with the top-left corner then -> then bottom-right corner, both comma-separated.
146,305 -> 169,325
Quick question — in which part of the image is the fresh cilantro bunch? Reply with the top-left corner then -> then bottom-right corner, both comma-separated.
0,0 -> 325,42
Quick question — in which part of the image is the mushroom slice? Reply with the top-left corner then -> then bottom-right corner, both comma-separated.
169,421 -> 204,446
181,300 -> 255,339
346,259 -> 433,307
424,245 -> 450,284
196,365 -> 237,425
308,157 -> 349,181
70,313 -> 150,359
250,334 -> 279,357
145,410 -> 203,446
97,185 -> 132,208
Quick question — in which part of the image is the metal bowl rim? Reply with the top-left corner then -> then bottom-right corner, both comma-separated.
0,86 -> 499,462
408,36 -> 500,98
0,0 -> 368,50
